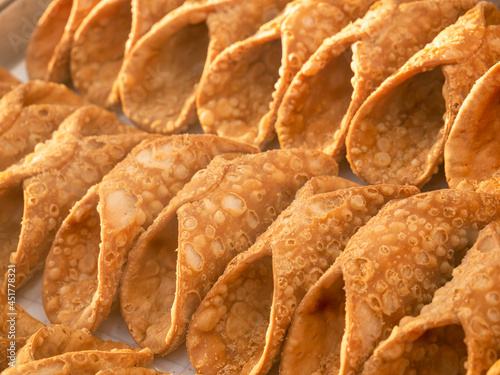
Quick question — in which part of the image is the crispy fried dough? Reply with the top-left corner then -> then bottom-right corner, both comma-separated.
0,288 -> 45,370
71,0 -> 188,108
346,1 -> 500,187
26,0 -> 101,83
363,220 -> 500,375
197,0 -> 377,148
0,81 -> 85,172
445,61 -> 500,192
41,134 -> 257,332
2,348 -> 153,375
127,0 -> 190,54
0,106 -> 148,289
120,149 -> 338,355
187,178 -> 418,375
281,189 -> 500,375
119,0 -> 290,134
276,0 -> 476,160
96,369 -> 171,375
16,324 -> 141,365
70,0 -> 132,108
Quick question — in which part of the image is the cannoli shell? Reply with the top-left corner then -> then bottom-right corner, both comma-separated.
71,0 -> 188,108
96,369 -> 171,375
126,0 -> 189,54
489,360 -> 500,375
119,0 -> 290,134
2,349 -> 153,375
26,0 -> 101,83
276,0 -> 476,161
363,220 -> 500,375
198,0 -> 376,147
0,66 -> 20,99
445,61 -> 500,192
0,107 -> 149,288
41,134 -> 257,332
0,288 -> 45,370
16,324 -> 141,365
120,149 -> 338,355
281,189 -> 500,375
187,180 -> 419,375
0,81 -> 86,172
70,0 -> 132,108
346,2 -> 500,187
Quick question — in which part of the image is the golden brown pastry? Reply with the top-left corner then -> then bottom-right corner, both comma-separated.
489,360 -> 500,375
70,0 -> 188,108
445,61 -> 500,193
120,149 -> 338,355
119,0 -> 291,134
197,0 -> 376,148
276,0 -> 476,160
2,349 -> 153,375
96,369 -> 172,375
26,0 -> 102,83
0,106 -> 148,289
281,189 -> 500,375
187,177 -> 419,375
16,324 -> 142,365
0,80 -> 86,172
0,287 -> 45,371
41,134 -> 257,333
363,220 -> 500,375
346,1 -> 500,187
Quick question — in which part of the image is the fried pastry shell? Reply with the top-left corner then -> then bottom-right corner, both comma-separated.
346,1 -> 500,187
70,0 -> 133,109
0,288 -> 45,370
276,0 -> 476,161
0,106 -> 148,289
118,0 -> 290,134
2,349 -> 154,375
120,149 -> 338,355
96,369 -> 172,375
197,0 -> 376,148
16,324 -> 141,365
363,220 -> 500,375
445,61 -> 500,192
281,189 -> 500,375
26,0 -> 101,83
0,80 -> 86,172
187,178 -> 418,375
41,134 -> 257,333
71,0 -> 187,108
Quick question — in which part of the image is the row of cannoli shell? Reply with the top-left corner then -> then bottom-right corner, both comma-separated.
280,188 -> 500,375
118,148 -> 338,355
186,177 -> 419,375
345,0 -> 500,187
41,133 -> 258,333
362,219 -> 500,375
26,0 -> 293,128
276,0 -> 476,161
